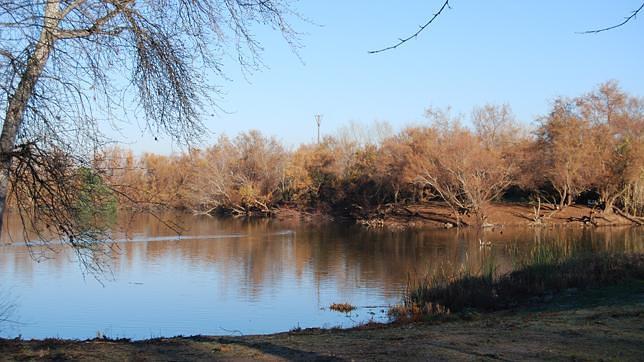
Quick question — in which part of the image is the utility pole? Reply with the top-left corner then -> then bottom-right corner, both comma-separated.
315,114 -> 322,144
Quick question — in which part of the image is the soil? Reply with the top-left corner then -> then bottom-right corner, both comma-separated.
2,281 -> 643,361
210,202 -> 639,230
351,202 -> 638,230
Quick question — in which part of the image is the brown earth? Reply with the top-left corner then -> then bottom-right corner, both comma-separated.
2,281 -> 643,361
352,202 -> 639,230
213,202 -> 639,230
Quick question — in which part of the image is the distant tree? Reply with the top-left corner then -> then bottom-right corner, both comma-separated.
227,130 -> 289,215
181,131 -> 288,215
184,137 -> 238,213
472,104 -> 522,150
91,82 -> 642,225
0,1 -> 297,265
378,134 -> 418,204
410,108 -> 516,226
536,99 -> 595,209
576,81 -> 644,213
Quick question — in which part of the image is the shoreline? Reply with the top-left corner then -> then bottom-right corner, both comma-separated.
271,202 -> 640,229
2,280 -> 642,360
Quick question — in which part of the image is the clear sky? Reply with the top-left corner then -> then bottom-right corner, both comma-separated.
122,0 -> 644,154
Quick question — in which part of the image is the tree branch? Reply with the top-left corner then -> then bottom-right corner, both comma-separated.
579,1 -> 644,34
54,2 -> 133,39
368,0 -> 450,54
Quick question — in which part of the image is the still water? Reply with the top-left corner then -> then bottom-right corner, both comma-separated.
0,212 -> 642,340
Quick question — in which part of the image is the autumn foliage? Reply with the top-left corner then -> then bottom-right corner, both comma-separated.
95,82 -> 643,222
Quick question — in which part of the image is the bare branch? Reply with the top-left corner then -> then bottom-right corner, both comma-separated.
579,1 -> 644,34
55,2 -> 131,39
368,0 -> 450,54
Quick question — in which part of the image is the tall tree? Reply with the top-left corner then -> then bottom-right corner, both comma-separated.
576,81 -> 644,213
0,1 -> 296,261
536,99 -> 595,209
412,109 -> 516,226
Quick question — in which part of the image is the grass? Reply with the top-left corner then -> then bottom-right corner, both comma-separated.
329,302 -> 356,313
389,245 -> 644,321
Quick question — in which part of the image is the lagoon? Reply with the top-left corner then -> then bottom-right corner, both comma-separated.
0,212 -> 641,340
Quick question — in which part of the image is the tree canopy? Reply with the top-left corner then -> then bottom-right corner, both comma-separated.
0,0 -> 297,268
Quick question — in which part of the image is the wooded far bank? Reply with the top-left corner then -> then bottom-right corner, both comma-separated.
11,81 -> 643,228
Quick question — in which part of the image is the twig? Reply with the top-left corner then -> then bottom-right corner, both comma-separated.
219,326 -> 244,336
369,1 -> 451,54
579,1 -> 644,34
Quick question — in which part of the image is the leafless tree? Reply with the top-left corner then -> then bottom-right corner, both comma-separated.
0,1 -> 297,267
535,99 -> 595,209
472,104 -> 523,150
414,110 -> 515,226
576,81 -> 644,214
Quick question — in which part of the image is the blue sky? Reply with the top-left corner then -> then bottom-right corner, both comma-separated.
123,0 -> 644,154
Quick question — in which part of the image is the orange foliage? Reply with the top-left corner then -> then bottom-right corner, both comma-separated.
93,81 -> 643,219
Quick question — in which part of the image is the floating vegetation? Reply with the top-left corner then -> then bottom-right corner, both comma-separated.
329,303 -> 356,313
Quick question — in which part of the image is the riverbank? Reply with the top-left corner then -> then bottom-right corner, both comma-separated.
1,280 -> 642,361
3,252 -> 643,361
272,202 -> 640,229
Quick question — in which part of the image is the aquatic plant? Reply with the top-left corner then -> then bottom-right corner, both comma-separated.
390,247 -> 644,321
329,303 -> 356,313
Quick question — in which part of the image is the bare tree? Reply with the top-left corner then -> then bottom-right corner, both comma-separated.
181,131 -> 289,216
0,1 -> 297,265
412,110 -> 515,226
472,104 -> 522,150
576,81 -> 644,214
536,99 -> 595,209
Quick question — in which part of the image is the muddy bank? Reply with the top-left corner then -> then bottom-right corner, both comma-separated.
2,281 -> 642,361
273,202 -> 641,230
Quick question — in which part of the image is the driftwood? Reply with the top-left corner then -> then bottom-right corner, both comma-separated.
614,208 -> 644,225
402,206 -> 468,227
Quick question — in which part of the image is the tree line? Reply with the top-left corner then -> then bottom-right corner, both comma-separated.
88,81 -> 642,225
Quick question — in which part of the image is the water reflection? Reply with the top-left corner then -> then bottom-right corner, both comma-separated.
0,212 -> 642,339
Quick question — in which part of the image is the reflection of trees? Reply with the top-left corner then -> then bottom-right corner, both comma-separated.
3,213 -> 642,301
106,217 -> 644,300
0,288 -> 16,333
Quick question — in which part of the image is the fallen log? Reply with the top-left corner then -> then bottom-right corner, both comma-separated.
614,208 -> 644,225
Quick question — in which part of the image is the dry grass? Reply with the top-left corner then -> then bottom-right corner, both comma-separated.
390,247 -> 644,321
329,302 -> 356,313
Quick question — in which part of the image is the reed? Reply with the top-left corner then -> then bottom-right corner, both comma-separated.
390,246 -> 644,321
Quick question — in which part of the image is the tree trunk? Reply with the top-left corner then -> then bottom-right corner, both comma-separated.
600,188 -> 621,214
602,195 -> 617,214
0,3 -> 58,234
558,188 -> 567,210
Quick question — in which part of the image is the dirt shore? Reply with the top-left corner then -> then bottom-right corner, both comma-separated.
344,202 -> 639,229
2,281 -> 642,361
